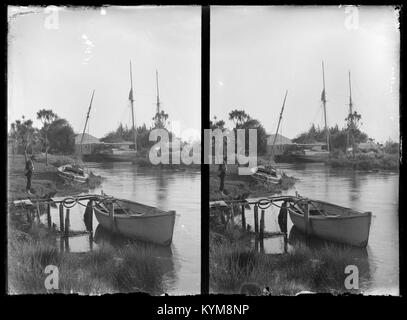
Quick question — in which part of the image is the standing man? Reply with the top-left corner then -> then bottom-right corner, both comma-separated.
25,153 -> 34,194
218,156 -> 227,194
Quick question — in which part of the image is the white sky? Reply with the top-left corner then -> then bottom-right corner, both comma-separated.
210,6 -> 400,143
8,6 -> 201,141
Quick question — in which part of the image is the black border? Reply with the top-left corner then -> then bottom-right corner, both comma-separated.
201,5 -> 210,295
1,3 -> 406,316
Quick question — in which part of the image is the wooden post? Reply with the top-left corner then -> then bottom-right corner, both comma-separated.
278,201 -> 288,234
109,202 -> 115,231
47,203 -> 51,228
230,205 -> 234,226
84,200 -> 93,232
89,200 -> 93,232
89,233 -> 94,251
64,235 -> 70,253
59,203 -> 64,233
64,208 -> 70,236
304,200 -> 310,235
36,201 -> 41,223
254,205 -> 259,234
260,209 -> 265,239
59,235 -> 64,253
259,235 -> 264,253
25,208 -> 31,224
241,205 -> 246,230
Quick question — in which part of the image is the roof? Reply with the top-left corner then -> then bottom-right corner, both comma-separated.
267,133 -> 292,145
75,133 -> 100,145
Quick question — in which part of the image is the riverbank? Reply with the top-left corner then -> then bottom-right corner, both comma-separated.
8,224 -> 169,294
134,149 -> 201,171
7,154 -> 169,295
209,223 -> 368,295
209,160 -> 296,201
8,154 -> 103,200
327,152 -> 399,172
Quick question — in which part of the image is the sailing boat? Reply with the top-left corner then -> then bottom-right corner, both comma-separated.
288,61 -> 330,162
91,61 -> 138,162
346,70 -> 356,157
250,90 -> 288,184
59,90 -> 94,181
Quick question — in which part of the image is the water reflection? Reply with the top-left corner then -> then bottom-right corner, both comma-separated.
288,226 -> 372,290
39,162 -> 200,294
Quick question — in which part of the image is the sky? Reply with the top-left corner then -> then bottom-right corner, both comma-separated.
8,6 -> 201,141
210,6 -> 400,143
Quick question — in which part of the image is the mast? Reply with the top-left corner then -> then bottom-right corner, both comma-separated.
80,89 -> 95,154
156,69 -> 161,115
271,90 -> 288,161
321,61 -> 330,153
348,70 -> 355,156
129,61 -> 137,151
272,90 -> 288,148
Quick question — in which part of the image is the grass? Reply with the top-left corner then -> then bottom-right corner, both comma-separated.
210,230 -> 369,295
209,215 -> 370,295
7,154 -> 102,200
209,161 -> 297,201
8,224 -> 168,295
7,153 -> 167,295
328,151 -> 399,171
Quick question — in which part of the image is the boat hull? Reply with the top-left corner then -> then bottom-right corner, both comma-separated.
288,200 -> 372,247
94,199 -> 176,246
57,165 -> 89,183
252,172 -> 281,184
82,152 -> 137,162
287,152 -> 330,163
250,166 -> 281,184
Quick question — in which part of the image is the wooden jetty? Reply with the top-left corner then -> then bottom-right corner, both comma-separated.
210,195 -> 295,253
210,193 -> 372,248
11,192 -> 177,247
11,194 -> 103,251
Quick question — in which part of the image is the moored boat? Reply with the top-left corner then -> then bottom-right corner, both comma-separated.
57,164 -> 89,184
288,197 -> 372,247
288,147 -> 330,163
93,197 -> 176,246
250,165 -> 281,184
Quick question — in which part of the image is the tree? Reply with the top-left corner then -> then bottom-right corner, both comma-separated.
37,109 -> 58,165
238,118 -> 268,156
228,109 -> 250,128
210,116 -> 225,130
383,139 -> 399,154
47,118 -> 75,154
10,116 -> 38,156
345,110 -> 367,158
153,110 -> 169,129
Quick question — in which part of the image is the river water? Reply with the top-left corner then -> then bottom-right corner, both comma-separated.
243,162 -> 399,295
42,162 -> 200,295
42,162 -> 398,295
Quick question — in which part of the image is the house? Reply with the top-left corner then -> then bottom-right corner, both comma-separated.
74,133 -> 101,155
266,133 -> 293,155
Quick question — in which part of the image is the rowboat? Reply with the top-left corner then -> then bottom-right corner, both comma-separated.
250,165 -> 281,184
288,198 -> 372,247
57,164 -> 89,184
93,197 -> 176,246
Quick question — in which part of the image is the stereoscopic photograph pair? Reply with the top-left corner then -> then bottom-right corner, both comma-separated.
6,5 -> 400,297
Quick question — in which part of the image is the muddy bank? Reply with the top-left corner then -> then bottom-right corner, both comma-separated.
209,163 -> 296,201
8,154 -> 102,201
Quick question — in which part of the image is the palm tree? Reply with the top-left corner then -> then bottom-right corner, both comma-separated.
37,109 -> 58,165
